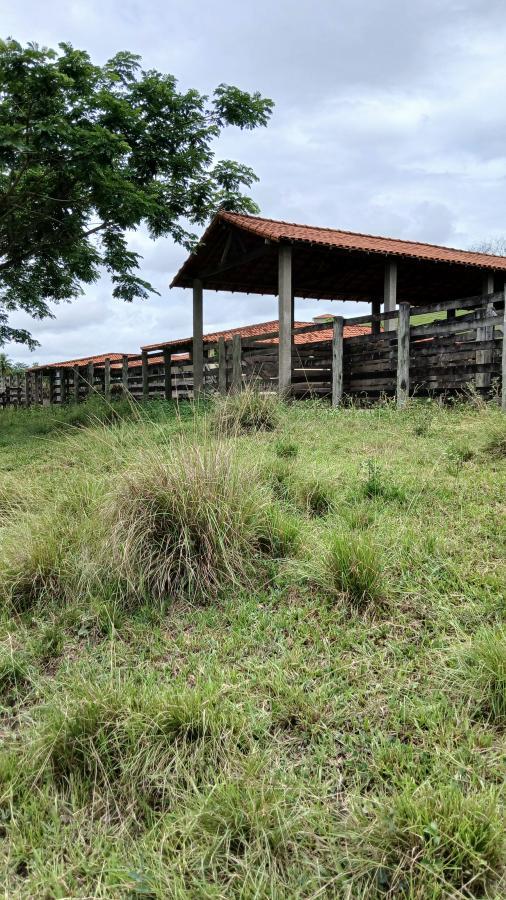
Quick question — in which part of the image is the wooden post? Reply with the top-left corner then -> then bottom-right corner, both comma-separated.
384,258 -> 397,332
332,316 -> 344,407
48,370 -> 56,405
371,300 -> 381,335
141,350 -> 149,400
24,372 -> 30,407
103,358 -> 111,400
86,362 -> 94,397
73,367 -> 80,403
37,371 -> 44,405
122,355 -> 129,394
482,272 -> 494,297
501,284 -> 506,413
60,368 -> 67,404
476,277 -> 494,391
278,244 -> 292,395
163,349 -> 172,401
218,336 -> 227,395
193,278 -> 204,397
13,373 -> 20,407
396,302 -> 410,409
232,334 -> 242,393
5,375 -> 11,407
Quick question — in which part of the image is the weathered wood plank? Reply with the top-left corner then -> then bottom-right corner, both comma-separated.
332,316 -> 343,407
218,336 -> 227,395
397,303 -> 410,408
232,334 -> 242,393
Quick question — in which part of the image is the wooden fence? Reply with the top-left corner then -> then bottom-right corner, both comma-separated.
1,292 -> 505,411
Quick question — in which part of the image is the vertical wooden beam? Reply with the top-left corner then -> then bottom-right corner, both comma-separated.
163,348 -> 172,401
37,371 -> 44,405
104,358 -> 111,400
332,316 -> 344,407
48,370 -> 56,405
24,372 -> 31,407
371,300 -> 381,335
30,371 -> 36,406
193,278 -> 204,397
501,283 -> 506,413
60,368 -> 67,405
73,367 -> 80,403
482,272 -> 494,296
14,373 -> 21,407
122,355 -> 129,394
142,350 -> 149,400
232,334 -> 242,393
278,244 -> 292,396
396,302 -> 410,409
5,375 -> 11,407
384,258 -> 397,332
86,362 -> 94,397
218,336 -> 227,395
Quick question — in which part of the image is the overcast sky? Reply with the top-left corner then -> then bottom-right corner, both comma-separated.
4,0 -> 506,364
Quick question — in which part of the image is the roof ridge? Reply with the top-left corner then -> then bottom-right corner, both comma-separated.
219,211 -> 506,264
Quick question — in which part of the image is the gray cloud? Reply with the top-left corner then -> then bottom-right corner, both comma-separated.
4,0 -> 506,364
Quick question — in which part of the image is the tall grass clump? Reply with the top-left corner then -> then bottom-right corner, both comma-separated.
459,626 -> 506,725
322,530 -> 384,609
212,386 -> 281,435
105,441 -> 293,604
352,782 -> 505,897
30,677 -> 256,811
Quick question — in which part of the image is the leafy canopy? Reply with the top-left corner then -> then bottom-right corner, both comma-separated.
0,39 -> 274,346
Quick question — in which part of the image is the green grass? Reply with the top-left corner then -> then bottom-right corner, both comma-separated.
0,394 -> 505,897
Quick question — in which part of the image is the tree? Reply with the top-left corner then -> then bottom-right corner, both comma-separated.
0,40 -> 274,346
470,239 -> 506,256
0,352 -> 29,374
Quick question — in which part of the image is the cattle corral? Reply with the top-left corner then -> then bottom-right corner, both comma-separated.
2,291 -> 505,410
3,212 -> 506,411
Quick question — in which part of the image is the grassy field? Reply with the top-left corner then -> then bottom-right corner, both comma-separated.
0,392 -> 505,898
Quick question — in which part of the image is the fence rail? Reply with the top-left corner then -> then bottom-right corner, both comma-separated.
1,292 -> 505,411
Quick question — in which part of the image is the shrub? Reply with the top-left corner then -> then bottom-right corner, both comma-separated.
354,782 -> 505,896
459,627 -> 506,725
105,442 -> 292,604
212,386 -> 280,435
323,531 -> 384,609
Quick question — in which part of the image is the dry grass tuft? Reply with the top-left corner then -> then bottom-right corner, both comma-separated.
106,440 -> 292,604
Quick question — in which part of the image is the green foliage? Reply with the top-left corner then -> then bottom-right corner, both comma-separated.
324,530 -> 384,609
105,441 -> 291,604
355,782 -> 505,896
460,627 -> 506,724
212,386 -> 281,435
274,437 -> 299,458
0,39 -> 273,346
0,398 -> 505,897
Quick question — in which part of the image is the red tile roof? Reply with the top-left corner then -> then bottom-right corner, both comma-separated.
28,353 -> 131,372
216,212 -> 506,270
142,319 -> 370,360
29,320 -> 369,372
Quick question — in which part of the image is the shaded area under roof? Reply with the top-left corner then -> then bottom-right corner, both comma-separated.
171,211 -> 506,306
